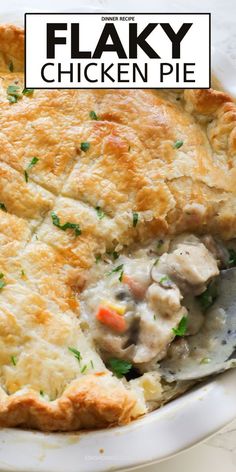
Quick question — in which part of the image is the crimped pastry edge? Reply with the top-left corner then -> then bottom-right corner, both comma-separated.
0,375 -> 137,432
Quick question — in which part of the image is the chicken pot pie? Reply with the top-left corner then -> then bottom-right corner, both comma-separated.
0,24 -> 235,431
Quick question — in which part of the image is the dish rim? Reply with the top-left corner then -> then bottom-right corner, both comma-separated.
0,370 -> 235,472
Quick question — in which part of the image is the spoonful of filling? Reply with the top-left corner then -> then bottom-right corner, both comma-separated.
79,234 -> 236,381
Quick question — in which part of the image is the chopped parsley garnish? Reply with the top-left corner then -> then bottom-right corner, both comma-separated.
112,251 -> 119,260
80,364 -> 88,374
132,212 -> 139,227
95,206 -> 105,219
21,269 -> 26,277
89,110 -> 99,120
7,85 -> 20,95
28,157 -> 39,169
22,88 -> 34,96
51,212 -> 81,236
119,270 -> 124,282
80,142 -> 90,152
95,254 -> 101,264
228,248 -> 236,267
107,264 -> 124,277
0,203 -> 7,212
197,281 -> 218,312
8,61 -> 14,72
11,355 -> 17,366
8,95 -> 18,104
106,250 -> 119,260
172,316 -> 187,336
24,157 -> 39,182
0,273 -> 6,290
7,84 -> 21,103
68,347 -> 82,363
173,140 -> 184,149
157,239 -> 164,249
7,85 -> 34,103
40,390 -> 44,396
107,358 -> 132,378
159,275 -> 173,288
90,360 -> 94,369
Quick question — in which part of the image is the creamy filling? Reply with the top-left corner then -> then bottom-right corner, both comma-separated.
80,234 -> 235,378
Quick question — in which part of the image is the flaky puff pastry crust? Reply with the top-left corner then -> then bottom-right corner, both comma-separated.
0,24 -> 235,431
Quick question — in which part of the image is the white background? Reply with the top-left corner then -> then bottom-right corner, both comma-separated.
25,13 -> 210,88
1,0 -> 236,471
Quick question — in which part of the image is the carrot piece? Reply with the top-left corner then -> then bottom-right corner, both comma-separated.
122,274 -> 147,300
96,305 -> 127,333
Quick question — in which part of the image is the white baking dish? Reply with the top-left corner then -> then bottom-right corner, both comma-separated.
0,371 -> 235,472
0,4 -> 235,471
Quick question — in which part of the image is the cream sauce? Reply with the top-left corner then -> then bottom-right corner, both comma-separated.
80,234 -> 227,371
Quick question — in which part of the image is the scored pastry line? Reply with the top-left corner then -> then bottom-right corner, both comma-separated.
0,93 -> 235,266
0,114 -> 153,251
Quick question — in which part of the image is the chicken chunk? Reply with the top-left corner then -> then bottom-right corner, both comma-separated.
152,241 -> 219,295
147,282 -> 183,318
132,316 -> 171,364
127,282 -> 187,364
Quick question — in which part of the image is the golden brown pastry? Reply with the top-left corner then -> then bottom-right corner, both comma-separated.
0,24 -> 235,431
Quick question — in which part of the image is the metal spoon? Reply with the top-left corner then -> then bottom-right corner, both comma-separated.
160,268 -> 236,382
